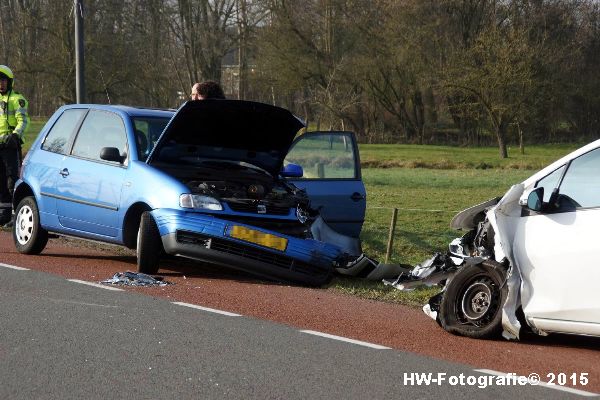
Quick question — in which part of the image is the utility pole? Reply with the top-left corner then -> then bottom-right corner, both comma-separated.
74,0 -> 85,103
236,0 -> 248,100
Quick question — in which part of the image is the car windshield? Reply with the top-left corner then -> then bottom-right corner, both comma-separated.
132,116 -> 171,161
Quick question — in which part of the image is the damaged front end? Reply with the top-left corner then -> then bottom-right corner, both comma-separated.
152,160 -> 370,286
165,160 -> 316,239
139,101 -> 374,286
386,187 -> 527,340
385,197 -> 501,290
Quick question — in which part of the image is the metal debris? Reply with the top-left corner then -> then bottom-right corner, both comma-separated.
101,271 -> 172,287
383,253 -> 460,291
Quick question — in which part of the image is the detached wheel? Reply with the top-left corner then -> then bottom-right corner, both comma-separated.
13,196 -> 48,255
439,260 -> 507,339
136,211 -> 162,274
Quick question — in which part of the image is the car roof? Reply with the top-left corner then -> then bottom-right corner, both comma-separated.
61,104 -> 175,118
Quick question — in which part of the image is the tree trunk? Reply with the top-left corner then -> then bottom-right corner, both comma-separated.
496,121 -> 509,158
412,90 -> 425,145
518,122 -> 525,155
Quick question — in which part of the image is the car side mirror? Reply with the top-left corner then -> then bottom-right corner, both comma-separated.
281,163 -> 303,178
525,187 -> 544,212
100,147 -> 124,163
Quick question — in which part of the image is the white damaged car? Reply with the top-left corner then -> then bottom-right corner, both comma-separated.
389,139 -> 600,340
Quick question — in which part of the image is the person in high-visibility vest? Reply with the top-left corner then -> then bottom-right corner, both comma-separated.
0,65 -> 29,225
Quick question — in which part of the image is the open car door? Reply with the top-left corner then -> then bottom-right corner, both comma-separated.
283,131 -> 365,238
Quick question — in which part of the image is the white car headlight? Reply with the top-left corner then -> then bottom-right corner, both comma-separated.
179,194 -> 223,211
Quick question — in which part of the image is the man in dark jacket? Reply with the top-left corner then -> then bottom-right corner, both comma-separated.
191,80 -> 226,100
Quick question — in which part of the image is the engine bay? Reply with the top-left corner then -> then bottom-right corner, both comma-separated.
156,161 -> 315,237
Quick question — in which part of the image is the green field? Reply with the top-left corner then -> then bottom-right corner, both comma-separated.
22,119 -> 579,305
360,143 -> 579,170
360,168 -> 529,264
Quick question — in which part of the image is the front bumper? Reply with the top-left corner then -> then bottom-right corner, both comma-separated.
151,209 -> 341,286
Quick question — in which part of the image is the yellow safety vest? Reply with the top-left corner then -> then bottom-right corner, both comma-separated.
0,90 -> 29,144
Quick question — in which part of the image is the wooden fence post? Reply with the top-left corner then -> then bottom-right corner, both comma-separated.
385,208 -> 398,264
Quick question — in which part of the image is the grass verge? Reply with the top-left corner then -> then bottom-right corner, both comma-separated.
329,276 -> 441,307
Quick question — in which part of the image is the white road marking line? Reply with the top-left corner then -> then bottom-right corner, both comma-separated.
300,330 -> 391,350
43,297 -> 120,309
475,369 -> 599,397
0,262 -> 29,271
68,279 -> 124,292
172,302 -> 241,317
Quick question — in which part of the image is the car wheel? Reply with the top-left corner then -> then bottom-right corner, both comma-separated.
136,211 -> 162,274
13,196 -> 48,255
439,260 -> 507,339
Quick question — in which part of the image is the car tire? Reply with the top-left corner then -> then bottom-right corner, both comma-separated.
136,211 -> 162,274
13,196 -> 48,255
439,260 -> 507,339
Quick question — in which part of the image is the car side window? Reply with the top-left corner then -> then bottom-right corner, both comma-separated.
556,148 -> 600,209
284,133 -> 358,179
535,165 -> 566,203
72,110 -> 128,163
41,109 -> 86,154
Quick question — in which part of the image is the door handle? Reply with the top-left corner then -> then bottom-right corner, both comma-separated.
350,192 -> 364,201
59,168 -> 69,177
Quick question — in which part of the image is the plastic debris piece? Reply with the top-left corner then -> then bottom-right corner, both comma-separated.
422,303 -> 437,320
335,253 -> 412,280
411,253 -> 445,278
101,271 -> 172,287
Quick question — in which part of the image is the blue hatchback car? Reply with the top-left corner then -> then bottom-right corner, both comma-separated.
12,100 -> 366,285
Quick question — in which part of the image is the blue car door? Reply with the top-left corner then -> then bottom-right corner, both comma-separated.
54,109 -> 129,238
27,108 -> 87,228
284,131 -> 365,238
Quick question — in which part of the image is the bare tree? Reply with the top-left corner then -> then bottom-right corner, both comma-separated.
444,25 -> 543,157
169,0 -> 237,87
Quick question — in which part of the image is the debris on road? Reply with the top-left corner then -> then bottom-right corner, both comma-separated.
101,271 -> 172,287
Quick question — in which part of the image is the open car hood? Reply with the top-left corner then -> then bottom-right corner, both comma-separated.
148,100 -> 305,176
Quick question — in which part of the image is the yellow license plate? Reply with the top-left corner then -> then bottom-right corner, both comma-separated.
229,225 -> 288,252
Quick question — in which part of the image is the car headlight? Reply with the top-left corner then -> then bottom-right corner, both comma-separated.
179,194 -> 223,211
